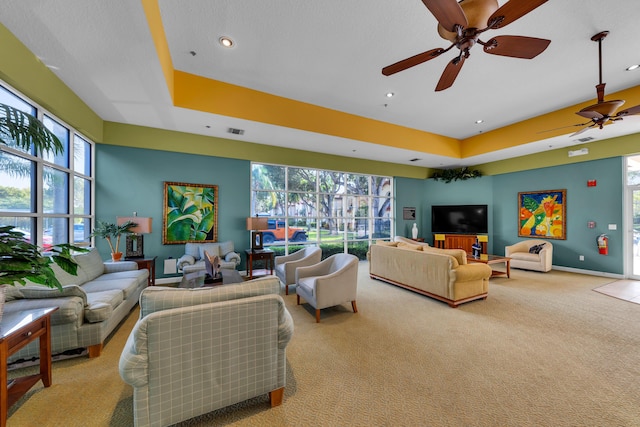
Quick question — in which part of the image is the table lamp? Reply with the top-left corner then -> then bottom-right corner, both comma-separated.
246,216 -> 268,250
117,214 -> 152,258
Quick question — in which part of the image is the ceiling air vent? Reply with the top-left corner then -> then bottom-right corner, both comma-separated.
227,127 -> 245,135
573,136 -> 594,143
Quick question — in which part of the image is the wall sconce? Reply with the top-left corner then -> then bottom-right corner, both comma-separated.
117,215 -> 152,258
246,216 -> 268,251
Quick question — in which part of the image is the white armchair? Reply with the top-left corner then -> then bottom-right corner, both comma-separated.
295,253 -> 359,323
176,241 -> 241,274
505,239 -> 553,272
275,246 -> 322,295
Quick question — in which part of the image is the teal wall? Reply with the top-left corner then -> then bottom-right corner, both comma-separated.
95,144 -> 625,277
492,157 -> 624,274
411,158 -> 624,275
95,144 -> 251,278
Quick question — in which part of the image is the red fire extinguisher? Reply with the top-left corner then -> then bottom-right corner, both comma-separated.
597,234 -> 609,255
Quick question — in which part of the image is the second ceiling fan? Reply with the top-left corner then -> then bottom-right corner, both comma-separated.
382,0 -> 551,91
569,31 -> 640,136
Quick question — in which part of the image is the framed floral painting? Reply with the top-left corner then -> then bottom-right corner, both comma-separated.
163,181 -> 218,244
518,189 -> 566,239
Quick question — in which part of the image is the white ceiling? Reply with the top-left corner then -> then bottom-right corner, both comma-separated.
2,0 -> 640,168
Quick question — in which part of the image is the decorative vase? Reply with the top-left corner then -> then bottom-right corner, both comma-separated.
111,252 -> 123,262
411,223 -> 418,239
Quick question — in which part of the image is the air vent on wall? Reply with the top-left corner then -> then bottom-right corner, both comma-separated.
227,127 -> 245,135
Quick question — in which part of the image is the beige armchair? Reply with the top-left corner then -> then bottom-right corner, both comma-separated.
275,246 -> 322,295
505,239 -> 553,272
295,253 -> 359,323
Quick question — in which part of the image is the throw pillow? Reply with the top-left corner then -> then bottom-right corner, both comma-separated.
529,243 -> 546,254
217,241 -> 234,256
397,242 -> 423,251
375,240 -> 397,247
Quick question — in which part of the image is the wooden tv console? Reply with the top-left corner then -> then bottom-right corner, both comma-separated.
433,234 -> 487,253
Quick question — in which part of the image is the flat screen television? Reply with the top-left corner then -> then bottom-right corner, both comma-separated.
431,204 -> 488,234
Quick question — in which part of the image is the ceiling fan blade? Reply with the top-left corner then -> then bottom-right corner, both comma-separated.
483,35 -> 550,59
382,48 -> 445,76
435,55 -> 465,92
576,110 -> 603,120
616,104 -> 640,117
570,124 -> 596,137
488,0 -> 548,29
422,0 -> 467,32
537,122 -> 592,134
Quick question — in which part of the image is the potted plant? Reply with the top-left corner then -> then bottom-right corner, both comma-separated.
0,103 -> 80,319
0,226 -> 88,321
90,220 -> 137,261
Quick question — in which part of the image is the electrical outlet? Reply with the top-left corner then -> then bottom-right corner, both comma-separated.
579,255 -> 584,261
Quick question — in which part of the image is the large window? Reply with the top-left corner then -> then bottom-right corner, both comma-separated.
0,82 -> 94,249
251,163 -> 393,259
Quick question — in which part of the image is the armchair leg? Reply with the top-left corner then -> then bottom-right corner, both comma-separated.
351,300 -> 358,313
285,284 -> 289,295
269,387 -> 284,407
297,295 -> 300,305
315,309 -> 321,323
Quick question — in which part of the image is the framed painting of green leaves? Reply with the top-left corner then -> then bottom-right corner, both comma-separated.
163,182 -> 218,244
518,189 -> 566,240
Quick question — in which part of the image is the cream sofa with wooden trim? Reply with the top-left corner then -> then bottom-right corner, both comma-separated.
368,240 -> 492,307
505,239 -> 553,272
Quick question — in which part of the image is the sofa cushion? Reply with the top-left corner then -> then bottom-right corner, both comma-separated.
397,241 -> 423,251
421,246 -> 466,266
81,274 -> 144,300
2,295 -> 85,326
218,240 -> 234,256
74,248 -> 106,282
19,284 -> 88,306
197,243 -> 220,260
139,276 -> 280,318
375,241 -> 398,247
529,243 -> 546,254
48,259 -> 89,286
85,290 -> 123,323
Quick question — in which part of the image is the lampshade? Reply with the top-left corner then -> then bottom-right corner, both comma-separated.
246,217 -> 268,231
117,216 -> 153,234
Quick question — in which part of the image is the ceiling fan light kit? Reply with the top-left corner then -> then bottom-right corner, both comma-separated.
382,0 -> 551,91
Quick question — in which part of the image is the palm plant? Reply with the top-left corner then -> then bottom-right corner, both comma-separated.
90,220 -> 137,257
0,103 -> 64,154
0,226 -> 87,290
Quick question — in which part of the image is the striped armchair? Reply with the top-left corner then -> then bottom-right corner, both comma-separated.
119,276 -> 293,427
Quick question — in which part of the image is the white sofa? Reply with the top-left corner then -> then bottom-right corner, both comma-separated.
505,239 -> 553,272
4,248 -> 148,361
119,276 -> 294,427
176,241 -> 241,274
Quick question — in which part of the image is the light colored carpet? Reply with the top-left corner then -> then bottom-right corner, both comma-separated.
8,264 -> 640,427
594,279 -> 640,305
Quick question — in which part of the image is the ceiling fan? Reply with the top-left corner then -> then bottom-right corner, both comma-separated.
569,31 -> 640,136
381,0 -> 551,91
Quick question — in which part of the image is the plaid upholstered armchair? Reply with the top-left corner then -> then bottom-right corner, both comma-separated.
119,276 -> 293,427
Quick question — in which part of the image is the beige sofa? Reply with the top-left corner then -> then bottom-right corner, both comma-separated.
368,241 -> 492,307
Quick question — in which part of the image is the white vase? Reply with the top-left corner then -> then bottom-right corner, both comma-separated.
411,223 -> 418,239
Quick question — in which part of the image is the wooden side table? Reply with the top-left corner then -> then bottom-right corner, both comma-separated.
0,307 -> 58,427
125,256 -> 157,286
245,249 -> 275,279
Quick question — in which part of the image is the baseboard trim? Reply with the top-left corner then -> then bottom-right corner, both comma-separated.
551,265 -> 624,279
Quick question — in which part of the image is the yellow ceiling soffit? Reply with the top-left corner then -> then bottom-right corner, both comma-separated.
461,85 -> 640,157
142,0 -> 458,158
142,0 -> 640,163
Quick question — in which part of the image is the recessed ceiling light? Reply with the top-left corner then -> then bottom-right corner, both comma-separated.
626,64 -> 640,71
219,37 -> 234,48
386,92 -> 394,98
475,119 -> 484,124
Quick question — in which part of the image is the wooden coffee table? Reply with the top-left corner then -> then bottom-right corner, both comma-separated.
466,253 -> 511,278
